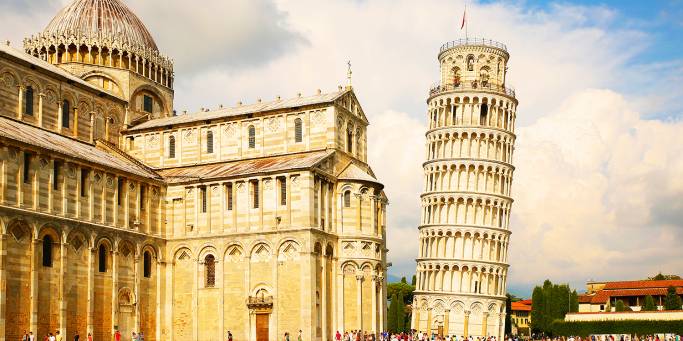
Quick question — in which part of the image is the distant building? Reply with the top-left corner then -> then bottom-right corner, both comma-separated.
510,299 -> 531,336
578,279 -> 683,312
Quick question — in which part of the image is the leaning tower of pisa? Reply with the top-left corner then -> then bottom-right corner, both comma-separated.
411,38 -> 518,339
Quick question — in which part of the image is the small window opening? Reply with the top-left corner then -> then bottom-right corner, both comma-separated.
98,244 -> 107,272
294,118 -> 303,143
143,251 -> 152,278
205,254 -> 216,287
42,235 -> 53,267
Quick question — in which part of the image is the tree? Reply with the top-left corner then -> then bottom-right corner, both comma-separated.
642,295 -> 657,311
397,291 -> 407,332
664,286 -> 682,310
530,286 -> 545,333
648,273 -> 681,281
401,276 -> 407,284
411,275 -> 417,286
387,282 -> 416,305
388,293 -> 399,332
505,294 -> 513,335
615,300 -> 627,312
529,279 -> 579,335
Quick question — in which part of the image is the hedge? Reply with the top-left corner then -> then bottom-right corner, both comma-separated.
551,320 -> 683,336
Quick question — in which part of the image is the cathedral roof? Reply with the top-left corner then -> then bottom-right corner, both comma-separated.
42,0 -> 159,52
338,162 -> 382,187
157,150 -> 334,184
127,89 -> 353,132
0,116 -> 161,180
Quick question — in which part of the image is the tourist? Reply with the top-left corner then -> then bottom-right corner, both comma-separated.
115,330 -> 121,341
227,331 -> 233,341
132,332 -> 137,341
298,330 -> 303,341
73,333 -> 79,341
29,332 -> 35,341
336,331 -> 342,341
284,332 -> 291,341
87,333 -> 92,341
23,330 -> 28,341
56,331 -> 62,341
139,332 -> 145,341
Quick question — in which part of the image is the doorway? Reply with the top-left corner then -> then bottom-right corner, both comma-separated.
256,313 -> 269,341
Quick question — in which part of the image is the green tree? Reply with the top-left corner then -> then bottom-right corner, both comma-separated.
530,286 -> 545,333
664,286 -> 682,310
401,276 -> 407,284
648,273 -> 681,280
615,300 -> 627,312
411,275 -> 417,286
570,290 -> 579,313
529,280 -> 578,335
388,293 -> 398,332
505,294 -> 513,335
642,295 -> 657,311
387,282 -> 416,305
397,291 -> 407,332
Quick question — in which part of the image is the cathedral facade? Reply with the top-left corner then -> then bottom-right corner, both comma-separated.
0,1 -> 388,341
411,39 -> 518,339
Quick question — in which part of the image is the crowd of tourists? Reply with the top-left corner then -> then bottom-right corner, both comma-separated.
537,336 -> 682,341
19,329 -> 148,341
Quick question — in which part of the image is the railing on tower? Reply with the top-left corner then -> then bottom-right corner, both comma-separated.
429,81 -> 516,98
439,38 -> 508,53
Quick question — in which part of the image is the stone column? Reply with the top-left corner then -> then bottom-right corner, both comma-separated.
0,234 -> 5,338
73,107 -> 79,138
89,113 -> 95,143
413,306 -> 420,333
426,308 -> 432,336
38,93 -> 44,127
337,270 -> 344,333
87,247 -> 95,336
371,275 -> 377,334
322,258 -> 328,341
378,276 -> 385,333
134,254 -> 141,333
482,312 -> 489,337
59,241 -> 68,336
444,309 -> 450,336
17,86 -> 24,119
356,273 -> 363,330
29,238 -> 39,334
463,310 -> 470,338
111,250 -> 119,335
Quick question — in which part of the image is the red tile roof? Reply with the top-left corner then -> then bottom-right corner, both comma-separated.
578,294 -> 593,303
602,280 -> 683,290
589,287 -> 683,304
511,301 -> 531,311
519,299 -> 532,305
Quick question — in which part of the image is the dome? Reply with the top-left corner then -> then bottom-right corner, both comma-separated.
43,0 -> 158,52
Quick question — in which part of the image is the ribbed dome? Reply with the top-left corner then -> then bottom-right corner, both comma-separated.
43,0 -> 158,52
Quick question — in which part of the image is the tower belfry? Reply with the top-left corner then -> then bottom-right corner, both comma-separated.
411,38 -> 518,339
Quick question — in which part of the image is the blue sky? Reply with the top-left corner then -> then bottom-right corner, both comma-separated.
2,0 -> 682,299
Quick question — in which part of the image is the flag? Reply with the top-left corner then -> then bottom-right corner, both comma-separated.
460,7 -> 466,29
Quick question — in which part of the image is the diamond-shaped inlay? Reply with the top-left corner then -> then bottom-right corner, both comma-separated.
10,226 -> 25,242
120,245 -> 131,257
71,237 -> 83,252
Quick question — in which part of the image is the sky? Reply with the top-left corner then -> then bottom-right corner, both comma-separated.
2,0 -> 682,298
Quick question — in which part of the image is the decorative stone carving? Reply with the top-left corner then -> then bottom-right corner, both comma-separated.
267,118 -> 279,132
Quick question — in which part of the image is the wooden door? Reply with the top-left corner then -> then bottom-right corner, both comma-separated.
256,313 -> 269,341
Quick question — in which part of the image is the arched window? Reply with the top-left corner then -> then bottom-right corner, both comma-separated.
480,103 -> 489,126
24,86 -> 34,116
205,254 -> 216,287
42,235 -> 53,267
294,118 -> 303,143
343,190 -> 351,208
467,55 -> 475,71
206,131 -> 214,154
62,100 -> 70,128
248,125 -> 256,149
347,129 -> 353,153
98,244 -> 107,272
143,251 -> 152,278
168,136 -> 176,158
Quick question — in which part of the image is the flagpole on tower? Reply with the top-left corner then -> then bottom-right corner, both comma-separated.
461,0 -> 468,40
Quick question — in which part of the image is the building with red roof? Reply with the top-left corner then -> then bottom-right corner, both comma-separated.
578,279 -> 683,312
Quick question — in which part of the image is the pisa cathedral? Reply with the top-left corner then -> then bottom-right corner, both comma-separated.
0,0 -> 388,340
411,39 -> 518,339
